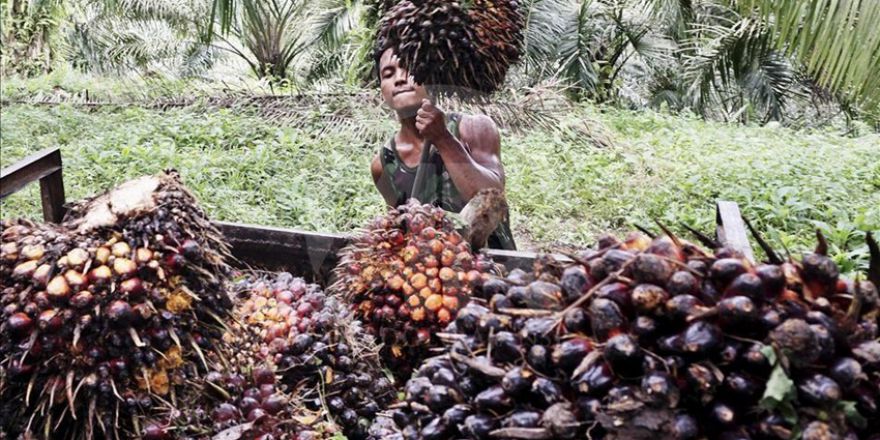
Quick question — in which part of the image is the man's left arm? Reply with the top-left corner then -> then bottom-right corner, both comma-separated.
416,101 -> 504,201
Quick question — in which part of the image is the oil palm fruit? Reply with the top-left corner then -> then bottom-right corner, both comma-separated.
331,199 -> 495,374
229,272 -> 396,440
1,172 -> 234,439
381,229 -> 880,439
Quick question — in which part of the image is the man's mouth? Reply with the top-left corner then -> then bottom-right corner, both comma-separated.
393,88 -> 414,97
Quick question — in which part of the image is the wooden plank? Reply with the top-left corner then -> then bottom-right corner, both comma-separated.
215,221 -> 552,282
1,147 -> 63,199
716,201 -> 755,263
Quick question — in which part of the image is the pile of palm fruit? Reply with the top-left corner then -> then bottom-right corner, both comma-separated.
383,231 -> 880,439
0,172 -> 234,439
376,0 -> 523,94
331,200 -> 497,375
226,272 -> 396,440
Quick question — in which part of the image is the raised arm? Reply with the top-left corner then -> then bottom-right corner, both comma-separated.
415,100 -> 504,201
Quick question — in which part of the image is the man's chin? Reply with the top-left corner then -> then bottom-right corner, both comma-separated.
393,100 -> 422,117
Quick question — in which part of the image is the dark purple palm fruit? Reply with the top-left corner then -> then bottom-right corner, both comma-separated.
631,284 -> 669,314
768,318 -> 819,368
754,264 -> 785,300
681,321 -> 722,356
641,370 -> 680,407
590,298 -> 627,340
604,333 -> 643,377
724,273 -> 764,302
560,265 -> 592,302
670,413 -> 700,439
710,258 -> 750,291
800,252 -> 840,298
631,253 -> 675,286
551,337 -> 594,372
829,358 -> 864,390
541,402 -> 579,438
667,270 -> 700,297
798,374 -> 842,406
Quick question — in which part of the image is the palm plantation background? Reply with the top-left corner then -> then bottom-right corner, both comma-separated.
3,0 -> 879,124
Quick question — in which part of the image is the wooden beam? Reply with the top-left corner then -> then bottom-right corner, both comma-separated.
716,201 -> 755,263
1,147 -> 66,222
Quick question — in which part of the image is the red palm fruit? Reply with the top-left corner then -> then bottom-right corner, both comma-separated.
95,246 -> 111,264
32,263 -> 52,286
111,241 -> 131,258
66,248 -> 89,267
411,307 -> 426,322
21,244 -> 45,260
113,258 -> 137,277
120,278 -> 145,296
439,267 -> 457,282
410,273 -> 428,290
440,249 -> 456,267
424,294 -> 443,312
64,270 -> 87,288
437,308 -> 452,324
7,312 -> 33,338
135,248 -> 153,263
780,262 -> 802,290
442,295 -> 459,310
47,275 -> 71,299
38,309 -> 63,332
622,232 -> 652,252
88,265 -> 113,284
13,260 -> 38,278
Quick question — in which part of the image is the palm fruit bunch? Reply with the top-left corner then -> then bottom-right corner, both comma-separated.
331,199 -> 496,374
384,230 -> 880,439
376,0 -> 523,95
141,361 -> 340,440
0,172 -> 234,439
228,272 -> 396,439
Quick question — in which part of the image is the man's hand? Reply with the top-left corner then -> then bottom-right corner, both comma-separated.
415,99 -> 452,144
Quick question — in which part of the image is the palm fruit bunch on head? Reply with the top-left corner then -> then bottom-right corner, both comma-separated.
0,172 -> 234,439
228,272 -> 396,440
383,229 -> 880,439
331,199 -> 496,375
376,0 -> 523,95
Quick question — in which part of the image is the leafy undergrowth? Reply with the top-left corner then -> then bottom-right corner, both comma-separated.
1,100 -> 878,273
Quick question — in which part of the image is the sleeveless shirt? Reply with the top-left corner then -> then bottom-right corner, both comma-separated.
377,113 -> 517,250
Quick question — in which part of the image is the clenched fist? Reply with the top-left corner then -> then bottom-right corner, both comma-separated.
415,99 -> 451,144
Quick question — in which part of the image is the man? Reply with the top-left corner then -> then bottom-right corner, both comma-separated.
370,48 -> 516,250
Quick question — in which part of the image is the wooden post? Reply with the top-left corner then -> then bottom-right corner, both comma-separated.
716,200 -> 755,263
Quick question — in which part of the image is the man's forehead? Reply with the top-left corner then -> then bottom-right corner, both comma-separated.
380,48 -> 399,67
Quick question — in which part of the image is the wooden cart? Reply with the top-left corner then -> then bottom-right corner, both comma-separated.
1,147 -> 756,282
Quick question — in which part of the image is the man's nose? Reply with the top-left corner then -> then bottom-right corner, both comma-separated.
393,69 -> 409,86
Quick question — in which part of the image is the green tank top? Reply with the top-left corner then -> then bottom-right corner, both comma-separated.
377,113 -> 517,250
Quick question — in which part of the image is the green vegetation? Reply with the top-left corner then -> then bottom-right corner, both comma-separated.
2,99 -> 877,273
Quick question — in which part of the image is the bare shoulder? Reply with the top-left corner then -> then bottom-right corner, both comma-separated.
370,153 -> 383,182
459,114 -> 500,154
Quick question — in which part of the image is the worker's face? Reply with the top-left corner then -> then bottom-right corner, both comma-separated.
379,49 -> 429,114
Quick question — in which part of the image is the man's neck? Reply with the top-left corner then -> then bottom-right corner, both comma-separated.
397,114 -> 423,148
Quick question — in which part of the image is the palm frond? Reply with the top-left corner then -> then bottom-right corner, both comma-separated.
736,0 -> 880,112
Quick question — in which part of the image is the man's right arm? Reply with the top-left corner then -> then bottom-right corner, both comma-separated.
371,154 -> 397,207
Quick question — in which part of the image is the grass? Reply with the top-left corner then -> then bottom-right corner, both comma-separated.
1,92 -> 878,274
